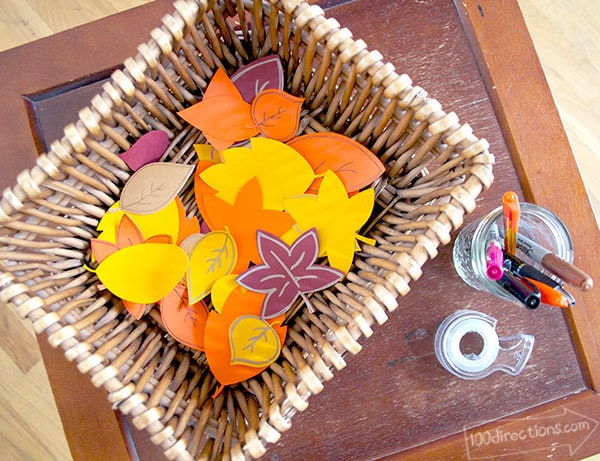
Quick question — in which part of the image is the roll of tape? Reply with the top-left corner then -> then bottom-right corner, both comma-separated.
434,310 -> 499,380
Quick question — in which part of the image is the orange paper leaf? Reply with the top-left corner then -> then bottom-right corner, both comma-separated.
251,89 -> 303,142
287,132 -> 385,193
122,299 -> 148,320
194,161 -> 219,230
90,239 -> 118,264
161,283 -> 209,351
202,178 -> 295,272
175,196 -> 200,245
204,286 -> 286,394
116,214 -> 144,248
178,68 -> 259,151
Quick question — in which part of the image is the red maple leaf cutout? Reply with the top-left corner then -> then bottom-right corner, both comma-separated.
236,228 -> 344,319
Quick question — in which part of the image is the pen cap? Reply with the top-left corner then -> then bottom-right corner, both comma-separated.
452,203 -> 573,305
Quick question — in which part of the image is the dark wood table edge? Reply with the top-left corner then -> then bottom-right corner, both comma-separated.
2,0 -> 599,459
454,0 -> 600,391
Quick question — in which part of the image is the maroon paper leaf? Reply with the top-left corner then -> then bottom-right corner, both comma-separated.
230,55 -> 285,103
120,130 -> 170,171
236,228 -> 344,319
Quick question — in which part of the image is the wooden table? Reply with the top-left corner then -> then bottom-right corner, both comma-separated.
1,0 -> 599,459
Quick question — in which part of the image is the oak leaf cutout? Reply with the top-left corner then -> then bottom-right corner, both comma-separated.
236,228 -> 344,319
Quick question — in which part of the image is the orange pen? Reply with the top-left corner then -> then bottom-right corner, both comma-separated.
524,277 -> 575,308
502,191 -> 520,254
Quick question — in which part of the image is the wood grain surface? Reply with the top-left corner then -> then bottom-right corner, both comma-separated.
0,0 -> 598,460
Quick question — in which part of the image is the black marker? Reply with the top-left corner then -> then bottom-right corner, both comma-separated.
496,271 -> 541,310
503,251 -> 561,289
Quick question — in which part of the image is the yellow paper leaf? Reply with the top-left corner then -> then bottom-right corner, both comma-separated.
283,170 -> 375,273
96,243 -> 189,304
187,231 -> 238,303
211,274 -> 243,314
96,200 -> 180,245
193,143 -> 222,163
229,315 -> 281,368
200,137 -> 314,210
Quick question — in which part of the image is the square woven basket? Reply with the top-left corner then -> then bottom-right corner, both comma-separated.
0,0 -> 494,459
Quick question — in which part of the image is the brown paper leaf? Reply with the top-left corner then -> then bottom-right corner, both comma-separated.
120,163 -> 195,215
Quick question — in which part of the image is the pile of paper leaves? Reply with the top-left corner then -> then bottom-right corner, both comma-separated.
89,56 -> 386,394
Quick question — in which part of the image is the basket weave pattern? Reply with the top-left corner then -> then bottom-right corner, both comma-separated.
0,0 -> 493,459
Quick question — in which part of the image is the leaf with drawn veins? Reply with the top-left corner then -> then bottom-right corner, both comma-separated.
236,228 -> 344,319
231,55 -> 285,103
120,162 -> 195,215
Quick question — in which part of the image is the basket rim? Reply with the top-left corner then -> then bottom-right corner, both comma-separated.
0,0 -> 494,459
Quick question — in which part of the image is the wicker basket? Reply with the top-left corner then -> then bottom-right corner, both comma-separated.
0,0 -> 494,459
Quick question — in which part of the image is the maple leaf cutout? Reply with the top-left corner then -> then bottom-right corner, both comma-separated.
236,229 -> 343,319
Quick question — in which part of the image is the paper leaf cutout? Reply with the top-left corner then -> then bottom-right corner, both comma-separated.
116,214 -> 144,248
187,230 -> 238,303
251,89 -> 303,142
202,177 -> 295,272
96,200 -> 180,245
161,283 -> 209,351
200,137 -> 314,210
237,229 -> 343,318
178,68 -> 259,151
91,214 -> 173,264
90,239 -> 118,264
283,170 -> 375,274
193,143 -> 222,163
204,286 -> 287,395
229,315 -> 281,367
193,160 -> 219,231
175,196 -> 200,245
120,163 -> 195,215
122,300 -> 148,320
287,132 -> 385,194
211,274 -> 242,314
179,233 -> 205,256
231,55 -> 285,103
120,130 -> 169,171
145,235 -> 173,244
96,243 -> 189,304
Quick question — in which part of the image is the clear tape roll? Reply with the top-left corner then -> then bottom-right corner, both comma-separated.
434,310 -> 534,380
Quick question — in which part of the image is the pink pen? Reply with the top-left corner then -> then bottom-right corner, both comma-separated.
486,240 -> 504,280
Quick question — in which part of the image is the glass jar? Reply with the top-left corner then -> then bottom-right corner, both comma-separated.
452,203 -> 573,303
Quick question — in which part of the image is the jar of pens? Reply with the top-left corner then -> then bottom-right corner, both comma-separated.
452,191 -> 593,310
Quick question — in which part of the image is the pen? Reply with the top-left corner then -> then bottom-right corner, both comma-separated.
496,271 -> 541,310
514,233 -> 593,291
502,191 -> 520,255
502,251 -> 562,289
485,223 -> 504,280
486,241 -> 504,280
523,277 -> 575,308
